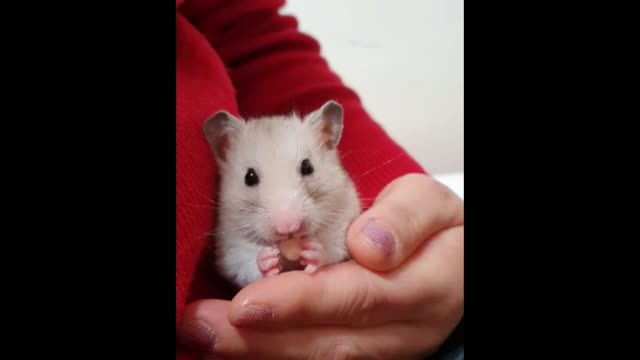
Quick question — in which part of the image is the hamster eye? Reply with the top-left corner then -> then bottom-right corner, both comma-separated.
300,159 -> 314,176
244,168 -> 259,187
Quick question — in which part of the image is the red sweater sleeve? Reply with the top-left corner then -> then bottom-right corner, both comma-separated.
181,0 -> 426,202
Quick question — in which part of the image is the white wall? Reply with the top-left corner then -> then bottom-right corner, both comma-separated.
281,0 -> 464,177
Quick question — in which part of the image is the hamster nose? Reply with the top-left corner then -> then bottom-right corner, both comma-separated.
271,211 -> 302,235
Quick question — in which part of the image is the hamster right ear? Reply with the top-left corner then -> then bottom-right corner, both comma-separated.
202,111 -> 245,162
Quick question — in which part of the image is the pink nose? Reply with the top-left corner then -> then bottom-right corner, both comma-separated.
271,211 -> 302,235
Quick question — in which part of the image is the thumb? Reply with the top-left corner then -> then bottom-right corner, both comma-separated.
347,174 -> 463,271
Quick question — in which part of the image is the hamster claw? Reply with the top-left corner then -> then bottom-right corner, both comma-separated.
300,244 -> 323,274
265,268 -> 281,277
257,246 -> 282,277
304,264 -> 319,273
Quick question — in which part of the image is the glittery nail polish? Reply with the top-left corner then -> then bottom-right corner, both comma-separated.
177,319 -> 215,351
361,218 -> 395,257
234,305 -> 274,327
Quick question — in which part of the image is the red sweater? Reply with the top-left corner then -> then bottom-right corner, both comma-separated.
176,0 -> 425,357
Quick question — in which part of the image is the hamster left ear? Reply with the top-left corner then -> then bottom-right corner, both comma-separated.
303,100 -> 344,150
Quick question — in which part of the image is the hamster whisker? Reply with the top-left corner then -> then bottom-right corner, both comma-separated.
339,150 -> 354,160
302,183 -> 325,204
194,191 -> 266,214
303,213 -> 341,228
295,130 -> 300,164
184,202 -> 260,213
194,189 -> 220,205
236,209 -> 267,215
353,153 -> 407,179
183,202 -> 218,210
240,199 -> 267,213
307,208 -> 346,216
338,147 -> 401,160
304,153 -> 405,204
208,224 -> 253,237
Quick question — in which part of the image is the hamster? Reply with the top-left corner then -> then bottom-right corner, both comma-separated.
202,100 -> 361,288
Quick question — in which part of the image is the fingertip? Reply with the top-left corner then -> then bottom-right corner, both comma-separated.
228,304 -> 274,328
227,289 -> 251,325
348,237 -> 393,272
176,318 -> 216,352
347,216 -> 396,272
178,300 -> 229,352
227,281 -> 279,327
227,271 -> 318,328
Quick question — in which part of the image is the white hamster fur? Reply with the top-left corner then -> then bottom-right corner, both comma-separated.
203,100 -> 361,288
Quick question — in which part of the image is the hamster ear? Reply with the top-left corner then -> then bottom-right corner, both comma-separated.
203,111 -> 244,162
303,100 -> 344,150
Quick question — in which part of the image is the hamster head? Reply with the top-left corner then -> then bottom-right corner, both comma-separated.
203,101 -> 354,246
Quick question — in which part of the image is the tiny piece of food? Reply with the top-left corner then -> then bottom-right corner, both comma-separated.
279,238 -> 302,261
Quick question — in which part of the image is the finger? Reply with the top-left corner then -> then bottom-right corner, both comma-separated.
177,299 -> 230,353
226,260 -> 400,329
227,225 -> 464,330
179,299 -> 434,360
347,173 -> 464,271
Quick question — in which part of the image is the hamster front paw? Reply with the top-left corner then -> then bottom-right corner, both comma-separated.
299,239 -> 327,274
257,246 -> 282,278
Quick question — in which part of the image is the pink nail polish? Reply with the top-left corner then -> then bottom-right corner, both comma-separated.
234,305 -> 274,327
361,218 -> 395,257
177,319 -> 215,351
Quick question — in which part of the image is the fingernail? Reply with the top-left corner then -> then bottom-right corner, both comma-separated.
177,319 -> 215,351
234,305 -> 274,327
361,218 -> 395,257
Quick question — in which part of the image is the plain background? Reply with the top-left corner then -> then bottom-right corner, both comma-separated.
281,0 -> 464,181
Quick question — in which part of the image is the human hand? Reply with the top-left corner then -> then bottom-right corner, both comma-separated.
177,174 -> 464,359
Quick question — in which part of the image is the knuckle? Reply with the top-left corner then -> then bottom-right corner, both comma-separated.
333,275 -> 383,324
338,285 -> 372,320
413,274 -> 463,320
418,175 -> 464,224
398,173 -> 459,206
420,174 -> 449,198
399,172 -> 430,185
